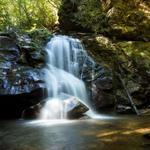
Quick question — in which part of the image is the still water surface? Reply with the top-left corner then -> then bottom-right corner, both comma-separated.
0,116 -> 150,150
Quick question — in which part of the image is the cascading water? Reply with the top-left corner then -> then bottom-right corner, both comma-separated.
40,35 -> 90,119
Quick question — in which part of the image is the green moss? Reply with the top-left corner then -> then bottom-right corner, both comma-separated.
27,28 -> 52,47
108,0 -> 150,39
117,41 -> 150,68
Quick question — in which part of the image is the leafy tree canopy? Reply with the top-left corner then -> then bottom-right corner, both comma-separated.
0,0 -> 61,31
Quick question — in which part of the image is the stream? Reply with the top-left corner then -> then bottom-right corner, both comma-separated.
0,116 -> 150,150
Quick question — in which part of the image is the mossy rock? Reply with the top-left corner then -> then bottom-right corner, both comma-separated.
116,41 -> 150,68
106,0 -> 150,40
59,0 -> 150,40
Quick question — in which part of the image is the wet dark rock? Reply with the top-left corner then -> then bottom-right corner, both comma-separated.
95,77 -> 112,90
141,144 -> 150,148
88,65 -> 114,110
92,88 -> 115,110
0,88 -> 47,119
115,95 -> 130,106
0,36 -> 20,62
18,45 -> 45,67
115,105 -> 133,114
0,33 -> 47,119
67,98 -> 89,119
22,103 -> 42,119
0,67 -> 45,95
0,33 -> 46,96
143,133 -> 150,139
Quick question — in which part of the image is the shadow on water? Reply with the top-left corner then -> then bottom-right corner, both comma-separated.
0,115 -> 150,150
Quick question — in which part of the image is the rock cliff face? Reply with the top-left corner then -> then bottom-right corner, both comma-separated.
59,0 -> 150,114
77,33 -> 150,114
0,32 -> 47,118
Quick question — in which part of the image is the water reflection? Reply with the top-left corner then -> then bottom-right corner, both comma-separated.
0,116 -> 150,150
26,119 -> 77,126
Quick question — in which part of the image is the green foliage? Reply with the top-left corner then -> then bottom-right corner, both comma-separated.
27,28 -> 52,49
0,0 -> 13,29
59,0 -> 150,39
107,0 -> 150,39
74,0 -> 110,33
117,41 -> 150,69
0,0 -> 61,31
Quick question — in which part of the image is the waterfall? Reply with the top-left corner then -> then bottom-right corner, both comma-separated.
40,35 -> 90,119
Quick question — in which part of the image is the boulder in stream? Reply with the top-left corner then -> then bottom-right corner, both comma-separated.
22,93 -> 89,120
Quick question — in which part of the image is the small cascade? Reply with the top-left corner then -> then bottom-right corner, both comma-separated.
40,35 -> 91,119
40,98 -> 68,120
